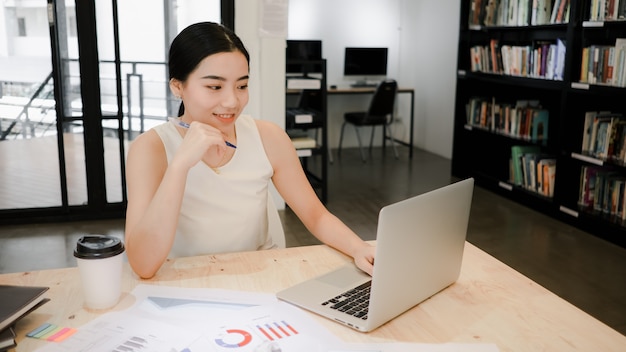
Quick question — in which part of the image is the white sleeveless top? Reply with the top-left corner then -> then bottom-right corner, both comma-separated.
153,115 -> 284,258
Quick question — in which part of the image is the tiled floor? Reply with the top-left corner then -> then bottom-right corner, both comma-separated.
0,134 -> 125,209
1,146 -> 625,336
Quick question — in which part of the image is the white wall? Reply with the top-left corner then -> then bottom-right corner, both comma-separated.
286,0 -> 459,159
236,0 -> 287,209
401,0 -> 460,159
235,1 -> 286,130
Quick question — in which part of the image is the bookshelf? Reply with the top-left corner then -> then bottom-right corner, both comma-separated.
285,59 -> 328,203
453,0 -> 626,248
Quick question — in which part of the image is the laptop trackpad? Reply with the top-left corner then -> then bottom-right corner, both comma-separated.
317,265 -> 370,289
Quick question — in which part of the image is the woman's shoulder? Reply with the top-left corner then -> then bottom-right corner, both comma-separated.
253,118 -> 296,167
254,118 -> 291,147
128,128 -> 164,157
253,118 -> 286,137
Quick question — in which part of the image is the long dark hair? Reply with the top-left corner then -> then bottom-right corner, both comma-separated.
169,22 -> 250,116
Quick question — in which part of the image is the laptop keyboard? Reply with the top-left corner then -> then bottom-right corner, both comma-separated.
321,281 -> 371,320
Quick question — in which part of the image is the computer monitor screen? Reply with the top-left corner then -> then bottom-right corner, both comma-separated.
286,40 -> 322,61
286,40 -> 322,74
343,47 -> 388,76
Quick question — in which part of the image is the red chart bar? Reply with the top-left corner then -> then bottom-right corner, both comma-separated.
256,321 -> 299,340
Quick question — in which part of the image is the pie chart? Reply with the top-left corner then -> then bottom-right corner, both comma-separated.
214,329 -> 253,348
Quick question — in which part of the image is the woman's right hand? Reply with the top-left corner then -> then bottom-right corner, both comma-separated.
171,121 -> 228,170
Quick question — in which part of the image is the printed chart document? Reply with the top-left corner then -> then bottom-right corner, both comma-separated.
35,285 -> 498,352
36,285 -> 341,352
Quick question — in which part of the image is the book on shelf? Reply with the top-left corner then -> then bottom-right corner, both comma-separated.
606,119 -> 626,159
469,0 -> 503,26
554,38 -> 566,80
580,47 -> 590,84
466,97 -> 549,144
580,39 -> 626,87
531,109 -> 549,144
511,145 -> 541,186
490,39 -> 502,74
581,111 -> 601,154
589,0 -> 598,20
507,0 -> 519,25
609,177 -> 626,217
473,39 -> 565,80
0,285 -> 49,332
468,0 -> 482,26
589,0 -> 626,21
468,0 -> 564,27
580,111 -> 626,161
540,157 -> 557,197
585,168 -> 626,218
549,0 -> 561,23
593,117 -> 611,157
579,165 -> 600,208
496,0 -> 509,25
615,38 -> 626,87
555,0 -> 570,23
549,0 -> 570,23
510,145 -> 556,196
531,0 -> 553,25
484,0 -> 499,25
605,174 -> 616,213
517,0 -> 530,25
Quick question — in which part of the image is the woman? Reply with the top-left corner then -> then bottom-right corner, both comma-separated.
124,22 -> 375,279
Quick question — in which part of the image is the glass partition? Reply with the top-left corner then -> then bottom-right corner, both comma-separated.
0,0 -> 222,221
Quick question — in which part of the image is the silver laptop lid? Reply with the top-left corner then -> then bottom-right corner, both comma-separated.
366,178 -> 474,330
276,178 -> 474,332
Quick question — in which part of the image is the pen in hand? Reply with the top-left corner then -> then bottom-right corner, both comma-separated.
168,117 -> 237,149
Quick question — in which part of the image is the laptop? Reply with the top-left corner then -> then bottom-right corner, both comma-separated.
276,178 -> 474,332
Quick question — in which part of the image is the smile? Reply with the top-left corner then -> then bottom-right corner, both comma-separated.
214,113 -> 235,119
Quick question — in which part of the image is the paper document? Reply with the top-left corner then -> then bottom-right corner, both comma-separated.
35,285 -> 498,352
36,285 -> 341,352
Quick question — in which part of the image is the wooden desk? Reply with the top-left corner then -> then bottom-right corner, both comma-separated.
1,243 -> 624,351
328,87 -> 415,158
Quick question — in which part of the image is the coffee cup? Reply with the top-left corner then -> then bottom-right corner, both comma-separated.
74,234 -> 125,310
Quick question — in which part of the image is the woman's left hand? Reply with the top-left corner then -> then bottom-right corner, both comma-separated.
353,243 -> 376,276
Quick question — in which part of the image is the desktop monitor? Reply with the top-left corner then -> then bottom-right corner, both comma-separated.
286,40 -> 323,75
343,47 -> 388,86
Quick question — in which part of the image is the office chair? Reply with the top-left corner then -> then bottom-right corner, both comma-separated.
337,79 -> 399,162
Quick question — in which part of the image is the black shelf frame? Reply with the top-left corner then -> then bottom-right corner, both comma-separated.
285,59 -> 328,203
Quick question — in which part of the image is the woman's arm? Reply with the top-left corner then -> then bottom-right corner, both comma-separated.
125,122 -> 228,279
124,131 -> 187,279
257,120 -> 375,275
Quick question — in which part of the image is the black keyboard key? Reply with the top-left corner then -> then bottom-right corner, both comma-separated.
320,281 -> 372,319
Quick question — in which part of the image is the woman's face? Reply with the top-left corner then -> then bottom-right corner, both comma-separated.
173,51 -> 249,131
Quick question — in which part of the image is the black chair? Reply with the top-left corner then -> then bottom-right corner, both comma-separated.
338,79 -> 399,162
